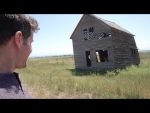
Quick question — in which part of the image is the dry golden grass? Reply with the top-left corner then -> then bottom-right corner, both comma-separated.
18,52 -> 150,99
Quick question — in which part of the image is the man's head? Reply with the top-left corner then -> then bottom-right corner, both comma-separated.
0,14 -> 39,69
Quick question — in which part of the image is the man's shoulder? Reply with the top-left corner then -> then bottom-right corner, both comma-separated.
0,72 -> 31,99
0,88 -> 28,99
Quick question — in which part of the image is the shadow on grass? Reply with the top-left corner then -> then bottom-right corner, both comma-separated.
67,68 -> 125,76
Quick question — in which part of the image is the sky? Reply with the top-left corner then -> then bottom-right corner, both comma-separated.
29,14 -> 150,57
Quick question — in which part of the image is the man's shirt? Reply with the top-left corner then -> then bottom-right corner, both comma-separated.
0,72 -> 31,99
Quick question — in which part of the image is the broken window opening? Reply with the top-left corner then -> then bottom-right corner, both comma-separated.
85,51 -> 91,67
89,27 -> 94,32
83,29 -> 88,33
130,48 -> 137,55
96,52 -> 100,62
107,33 -> 111,37
98,32 -> 111,40
96,50 -> 108,62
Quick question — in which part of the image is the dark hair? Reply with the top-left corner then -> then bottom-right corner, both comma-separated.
0,14 -> 39,46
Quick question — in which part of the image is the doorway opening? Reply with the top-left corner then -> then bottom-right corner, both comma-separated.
85,51 -> 91,67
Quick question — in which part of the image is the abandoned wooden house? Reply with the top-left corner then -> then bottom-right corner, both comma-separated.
70,14 -> 140,70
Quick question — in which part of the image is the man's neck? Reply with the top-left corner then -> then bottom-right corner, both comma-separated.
0,49 -> 15,73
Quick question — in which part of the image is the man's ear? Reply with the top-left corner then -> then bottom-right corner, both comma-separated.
14,31 -> 23,48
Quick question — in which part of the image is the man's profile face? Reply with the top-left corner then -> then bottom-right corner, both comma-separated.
16,33 -> 33,68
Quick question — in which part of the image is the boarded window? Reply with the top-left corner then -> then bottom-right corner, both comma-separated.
83,29 -> 88,40
96,50 -> 108,62
83,27 -> 94,40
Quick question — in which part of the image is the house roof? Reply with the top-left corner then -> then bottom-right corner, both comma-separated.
92,14 -> 134,35
70,14 -> 134,39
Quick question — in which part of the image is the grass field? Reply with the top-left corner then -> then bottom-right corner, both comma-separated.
18,52 -> 150,99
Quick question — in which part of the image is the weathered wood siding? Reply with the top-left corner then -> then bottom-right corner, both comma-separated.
111,29 -> 140,68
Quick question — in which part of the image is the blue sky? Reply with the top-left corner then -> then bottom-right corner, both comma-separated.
29,14 -> 150,57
